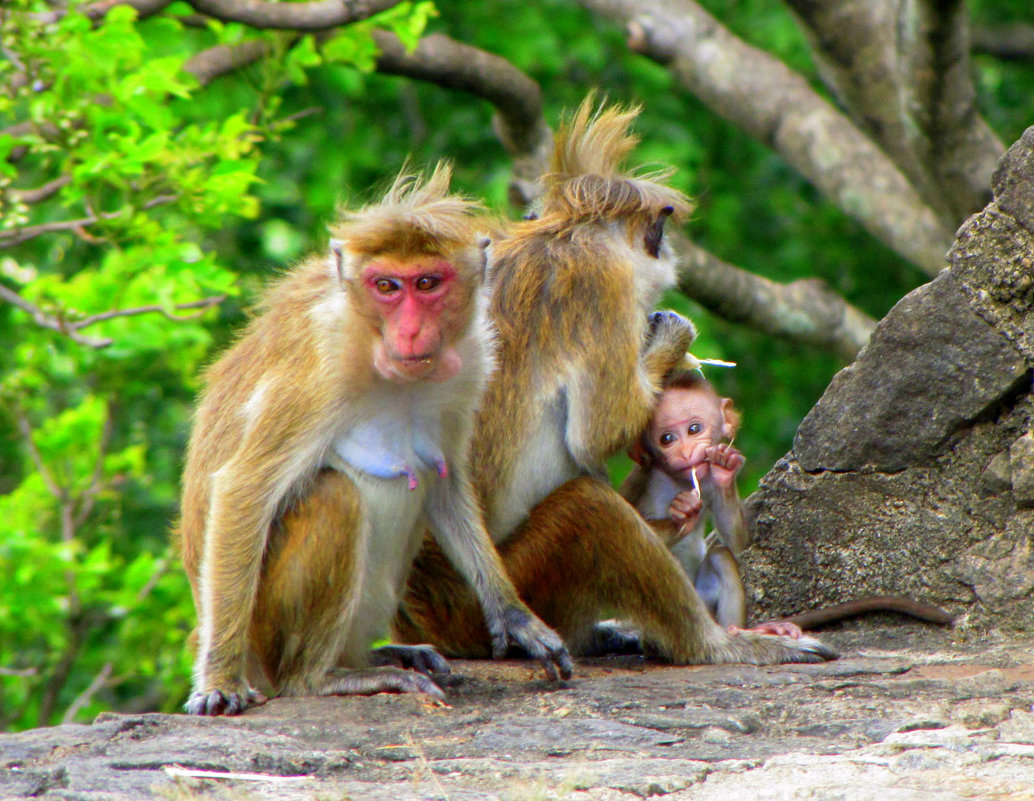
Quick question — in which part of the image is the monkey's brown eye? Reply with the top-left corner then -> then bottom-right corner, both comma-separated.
659,433 -> 676,447
375,278 -> 400,294
687,423 -> 703,436
415,275 -> 441,292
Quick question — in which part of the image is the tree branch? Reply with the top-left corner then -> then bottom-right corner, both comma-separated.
971,23 -> 1034,62
184,0 -> 403,31
15,412 -> 65,502
580,0 -> 954,276
1,282 -> 226,348
10,177 -> 72,205
371,31 -> 552,207
61,662 -> 113,724
0,194 -> 176,248
674,234 -> 876,362
184,40 -> 271,86
72,402 -> 116,530
30,0 -> 177,24
784,0 -> 1003,225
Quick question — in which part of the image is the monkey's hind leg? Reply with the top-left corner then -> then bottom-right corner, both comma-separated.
252,469 -> 446,701
502,478 -> 836,665
394,538 -> 495,659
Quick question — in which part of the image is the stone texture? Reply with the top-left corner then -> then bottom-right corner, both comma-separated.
793,272 -> 1027,473
2,631 -> 1034,800
746,128 -> 1034,633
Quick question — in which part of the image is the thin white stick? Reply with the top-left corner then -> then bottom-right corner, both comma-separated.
163,765 -> 312,783
690,466 -> 700,495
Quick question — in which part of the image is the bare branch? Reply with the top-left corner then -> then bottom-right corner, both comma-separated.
972,24 -> 1034,62
1,282 -> 226,348
75,295 -> 227,327
0,194 -> 176,248
184,0 -> 403,31
184,40 -> 271,86
371,31 -> 552,207
31,0 -> 177,24
580,0 -> 954,276
10,177 -> 72,205
72,402 -> 116,530
0,667 -> 37,677
15,411 -> 66,502
674,234 -> 877,362
61,662 -> 113,724
0,285 -> 114,347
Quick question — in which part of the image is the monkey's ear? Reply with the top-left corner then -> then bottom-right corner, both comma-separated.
477,236 -> 492,281
628,436 -> 653,468
644,206 -> 674,258
719,397 -> 741,441
329,238 -> 347,285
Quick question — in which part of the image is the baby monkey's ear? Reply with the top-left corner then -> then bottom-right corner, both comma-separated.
719,397 -> 741,442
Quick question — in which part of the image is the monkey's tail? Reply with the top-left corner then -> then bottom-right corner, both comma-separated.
781,596 -> 954,631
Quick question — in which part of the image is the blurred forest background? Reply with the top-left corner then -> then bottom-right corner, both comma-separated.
1,0 -> 1032,731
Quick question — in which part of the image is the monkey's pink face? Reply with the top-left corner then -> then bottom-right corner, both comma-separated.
648,386 -> 724,481
362,257 -> 466,382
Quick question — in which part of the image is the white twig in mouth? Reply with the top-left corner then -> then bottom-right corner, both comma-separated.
690,466 -> 700,495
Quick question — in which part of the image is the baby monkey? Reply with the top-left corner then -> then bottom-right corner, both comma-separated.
621,366 -> 800,637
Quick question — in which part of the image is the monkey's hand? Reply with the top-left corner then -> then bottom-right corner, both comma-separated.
488,605 -> 574,682
670,488 -> 703,532
644,310 -> 697,368
185,685 -> 267,716
705,443 -> 744,489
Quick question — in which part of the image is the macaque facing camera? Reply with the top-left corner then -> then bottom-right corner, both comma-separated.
621,367 -> 799,637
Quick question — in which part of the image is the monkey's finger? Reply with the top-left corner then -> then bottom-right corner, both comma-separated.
185,689 -> 248,717
371,644 -> 451,676
412,646 -> 451,676
530,635 -> 574,681
325,667 -> 447,700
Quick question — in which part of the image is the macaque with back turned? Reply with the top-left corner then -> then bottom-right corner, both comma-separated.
620,366 -> 800,637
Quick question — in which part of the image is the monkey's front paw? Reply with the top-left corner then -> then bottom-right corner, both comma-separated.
491,606 -> 574,681
645,310 -> 697,355
370,644 -> 451,676
185,686 -> 266,716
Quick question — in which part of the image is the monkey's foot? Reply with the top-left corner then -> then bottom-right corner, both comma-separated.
185,686 -> 267,716
646,309 -> 697,351
370,644 -> 451,676
731,620 -> 804,639
580,621 -> 643,656
714,630 -> 838,665
320,666 -> 446,701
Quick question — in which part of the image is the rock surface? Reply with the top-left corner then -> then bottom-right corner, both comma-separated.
2,627 -> 1033,800
745,127 -> 1034,632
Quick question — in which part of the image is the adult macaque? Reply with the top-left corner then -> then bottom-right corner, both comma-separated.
618,367 -> 802,636
178,164 -> 571,716
394,98 -> 835,666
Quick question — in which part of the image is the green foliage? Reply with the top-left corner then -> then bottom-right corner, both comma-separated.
0,0 -> 428,730
1,0 -> 1032,731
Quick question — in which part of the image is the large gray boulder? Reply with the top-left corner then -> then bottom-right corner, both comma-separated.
744,128 -> 1034,632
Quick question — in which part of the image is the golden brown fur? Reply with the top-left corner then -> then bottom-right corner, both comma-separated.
395,99 -> 836,666
178,164 -> 569,716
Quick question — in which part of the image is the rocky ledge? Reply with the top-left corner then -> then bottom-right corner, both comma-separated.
2,625 -> 1032,800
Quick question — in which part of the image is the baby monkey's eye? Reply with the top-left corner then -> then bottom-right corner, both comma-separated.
659,433 -> 676,446
687,423 -> 703,436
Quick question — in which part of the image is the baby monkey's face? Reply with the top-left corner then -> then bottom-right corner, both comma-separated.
648,386 -> 725,482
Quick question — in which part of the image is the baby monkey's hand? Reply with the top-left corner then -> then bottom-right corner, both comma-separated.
705,443 -> 744,489
670,487 -> 703,532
